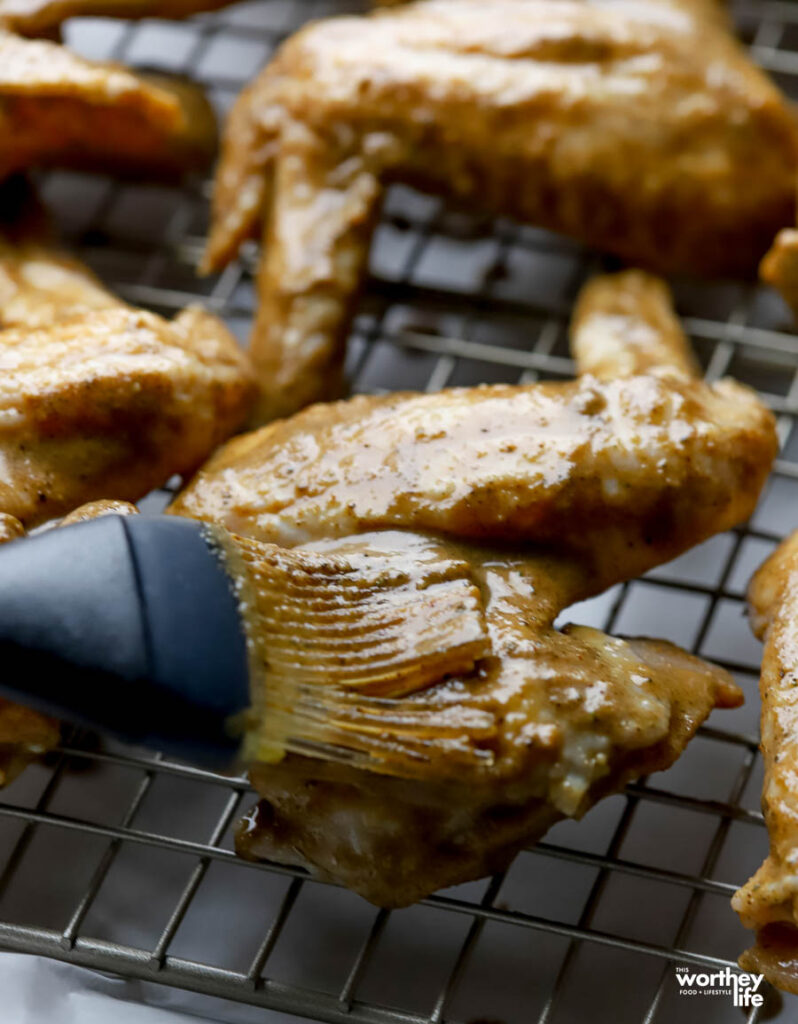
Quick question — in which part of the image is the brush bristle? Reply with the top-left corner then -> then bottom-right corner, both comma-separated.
281,684 -> 499,774
231,531 -> 493,773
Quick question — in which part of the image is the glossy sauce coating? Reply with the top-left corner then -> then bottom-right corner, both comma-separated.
173,272 -> 776,587
0,305 -> 255,526
0,214 -> 256,527
0,29 -> 217,181
174,271 -> 763,904
733,533 -> 798,992
0,0 -> 239,37
243,550 -> 740,904
205,0 -> 798,420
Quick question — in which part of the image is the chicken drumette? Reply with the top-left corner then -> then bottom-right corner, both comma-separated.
203,0 -> 798,422
0,29 -> 219,181
0,0 -> 246,181
168,270 -> 775,905
0,190 -> 256,527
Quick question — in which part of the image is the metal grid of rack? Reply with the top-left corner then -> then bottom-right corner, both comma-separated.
1,1 -> 798,1021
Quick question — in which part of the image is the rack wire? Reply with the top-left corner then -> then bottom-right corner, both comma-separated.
1,0 -> 798,1020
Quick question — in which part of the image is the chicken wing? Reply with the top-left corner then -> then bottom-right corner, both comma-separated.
241,547 -> 740,904
0,304 -> 256,526
0,200 -> 256,526
170,270 -> 773,905
0,0 -> 239,37
0,29 -> 216,182
204,0 -> 798,421
733,534 -> 798,993
173,271 -> 775,584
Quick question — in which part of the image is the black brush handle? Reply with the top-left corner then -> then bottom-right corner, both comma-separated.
0,515 -> 251,768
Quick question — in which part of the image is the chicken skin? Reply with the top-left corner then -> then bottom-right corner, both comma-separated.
0,0 -> 239,37
0,198 -> 256,527
169,271 -> 774,905
173,271 -> 776,585
239,552 -> 741,905
0,305 -> 257,526
733,534 -> 798,993
0,186 -> 255,782
204,0 -> 798,422
0,28 -> 216,183
0,0 -> 223,185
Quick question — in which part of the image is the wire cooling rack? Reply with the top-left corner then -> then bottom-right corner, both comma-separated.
2,1 -> 798,1021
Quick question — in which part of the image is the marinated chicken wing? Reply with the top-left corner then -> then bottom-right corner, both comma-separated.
241,550 -> 740,904
204,0 -> 798,421
761,231 -> 798,321
733,533 -> 798,993
0,0 -> 239,37
0,205 -> 256,526
0,238 -> 118,330
0,304 -> 256,526
60,498 -> 139,524
170,271 -> 773,905
0,29 -> 216,182
173,271 -> 775,584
